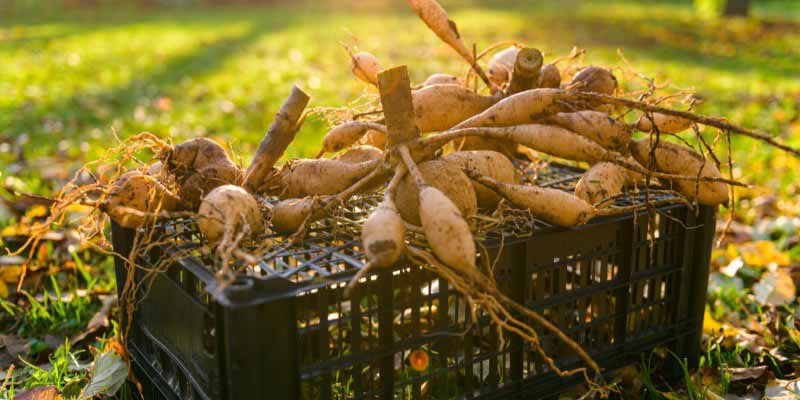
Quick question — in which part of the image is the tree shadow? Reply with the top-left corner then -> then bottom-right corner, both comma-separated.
4,14 -> 293,143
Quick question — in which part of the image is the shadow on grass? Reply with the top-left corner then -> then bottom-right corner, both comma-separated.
3,14 -> 293,143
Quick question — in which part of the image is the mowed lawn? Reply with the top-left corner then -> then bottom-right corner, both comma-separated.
2,0 -> 799,200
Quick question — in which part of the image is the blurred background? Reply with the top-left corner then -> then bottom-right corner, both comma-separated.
1,0 -> 799,398
2,0 -> 798,199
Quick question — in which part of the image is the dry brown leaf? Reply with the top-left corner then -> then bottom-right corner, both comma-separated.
15,385 -> 63,400
0,334 -> 29,359
726,365 -> 767,382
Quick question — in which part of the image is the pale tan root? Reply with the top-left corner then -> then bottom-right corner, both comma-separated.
635,112 -> 692,134
399,146 -> 476,271
450,88 -> 566,156
345,170 -> 408,296
423,73 -> 461,86
265,158 -> 381,199
319,121 -> 387,155
545,110 -> 631,151
629,139 -> 729,205
486,46 -> 519,87
560,90 -> 800,157
415,127 -> 745,187
104,171 -> 182,228
405,0 -> 497,93
567,66 -> 617,95
574,162 -> 629,206
178,163 -> 243,210
358,129 -> 388,149
467,171 -> 594,226
449,124 -> 613,164
270,164 -> 391,235
412,84 -> 498,133
270,197 -> 317,235
350,51 -> 382,86
197,185 -> 264,244
451,88 -> 564,130
538,63 -> 561,88
333,145 -> 384,164
393,159 -> 477,226
442,150 -> 519,208
162,137 -> 230,173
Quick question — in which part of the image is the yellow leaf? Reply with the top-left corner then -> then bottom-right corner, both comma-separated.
739,241 -> 789,267
0,280 -> 7,298
24,204 -> 48,219
703,309 -> 739,337
1,265 -> 22,283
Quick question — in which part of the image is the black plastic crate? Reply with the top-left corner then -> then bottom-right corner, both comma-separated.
111,163 -> 716,400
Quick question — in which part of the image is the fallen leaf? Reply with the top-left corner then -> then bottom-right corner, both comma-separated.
727,365 -> 767,382
87,295 -> 117,331
15,385 -> 62,400
753,269 -> 796,306
739,241 -> 790,267
704,309 -> 740,337
72,295 -> 118,344
79,351 -> 128,399
0,334 -> 30,359
764,378 -> 800,399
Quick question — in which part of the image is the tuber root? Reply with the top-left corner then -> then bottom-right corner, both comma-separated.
545,110 -> 631,151
629,139 -> 729,205
197,185 -> 264,245
442,150 -> 519,208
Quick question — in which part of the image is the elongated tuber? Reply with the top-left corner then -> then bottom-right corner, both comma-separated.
442,150 -> 518,208
545,111 -> 631,151
350,51 -> 382,86
574,162 -> 630,206
413,84 -> 498,133
394,159 -> 477,225
629,139 -> 729,205
469,172 -> 594,226
319,121 -> 387,155
334,145 -> 384,164
635,112 -> 692,134
266,158 -> 381,199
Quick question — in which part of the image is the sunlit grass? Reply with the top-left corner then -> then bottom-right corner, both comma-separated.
1,0 -> 798,196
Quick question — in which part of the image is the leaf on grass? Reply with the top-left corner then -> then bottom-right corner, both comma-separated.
0,334 -> 30,359
764,379 -> 800,399
15,385 -> 62,400
753,269 -> 796,306
738,241 -> 790,267
79,351 -> 128,399
726,365 -> 767,382
72,295 -> 118,345
703,309 -> 740,337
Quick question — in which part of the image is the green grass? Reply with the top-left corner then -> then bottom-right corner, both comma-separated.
1,0 -> 798,198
